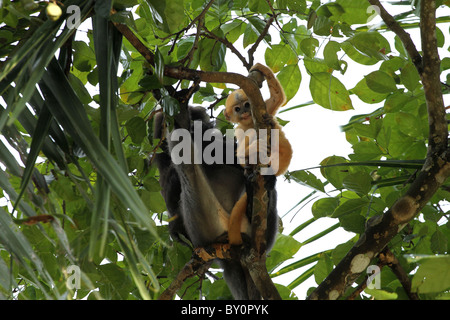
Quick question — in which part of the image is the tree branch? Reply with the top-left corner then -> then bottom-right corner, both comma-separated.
419,0 -> 448,155
307,0 -> 450,300
202,28 -> 250,70
248,15 -> 274,67
158,251 -> 215,300
383,249 -> 419,300
367,0 -> 422,73
112,18 -> 266,111
347,248 -> 419,300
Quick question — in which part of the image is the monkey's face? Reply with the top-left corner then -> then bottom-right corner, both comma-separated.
225,89 -> 252,126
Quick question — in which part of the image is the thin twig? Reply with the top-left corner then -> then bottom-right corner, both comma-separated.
202,28 -> 250,69
367,0 -> 422,73
383,249 -> 419,300
248,15 -> 274,67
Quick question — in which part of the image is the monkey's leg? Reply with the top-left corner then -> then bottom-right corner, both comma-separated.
228,193 -> 248,245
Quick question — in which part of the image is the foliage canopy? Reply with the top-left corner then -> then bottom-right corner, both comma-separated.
0,0 -> 449,300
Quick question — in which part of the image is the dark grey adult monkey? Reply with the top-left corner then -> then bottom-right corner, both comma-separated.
153,104 -> 278,300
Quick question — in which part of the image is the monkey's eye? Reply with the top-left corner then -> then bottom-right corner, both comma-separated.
244,102 -> 250,109
234,107 -> 241,113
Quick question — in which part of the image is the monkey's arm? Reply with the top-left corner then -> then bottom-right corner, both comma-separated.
249,63 -> 286,115
255,123 -> 292,177
274,130 -> 293,176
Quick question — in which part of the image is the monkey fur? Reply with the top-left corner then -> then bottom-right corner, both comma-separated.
224,63 -> 292,176
224,63 -> 292,245
154,104 -> 278,300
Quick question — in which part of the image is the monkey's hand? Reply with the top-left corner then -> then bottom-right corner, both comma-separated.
246,139 -> 269,163
249,63 -> 274,78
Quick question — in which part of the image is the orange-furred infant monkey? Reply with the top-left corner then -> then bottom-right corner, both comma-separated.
224,63 -> 293,245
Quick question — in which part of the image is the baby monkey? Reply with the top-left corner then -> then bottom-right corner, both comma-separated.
224,63 -> 292,245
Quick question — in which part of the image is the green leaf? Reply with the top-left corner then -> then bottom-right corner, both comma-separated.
243,23 -> 257,49
400,62 -> 421,91
126,116 -> 147,144
288,265 -> 315,290
0,208 -> 53,298
339,212 -> 365,233
384,91 -> 418,113
72,41 -> 96,72
277,64 -> 301,102
140,190 -> 167,213
147,0 -> 185,34
199,34 -> 226,71
352,122 -> 380,139
42,59 -> 158,238
286,0 -> 306,12
351,141 -> 383,161
139,74 -> 163,90
320,155 -> 350,189
335,0 -> 371,25
364,288 -> 398,300
177,37 -> 195,61
264,44 -> 296,73
267,234 -> 302,273
351,78 -> 389,104
98,263 -> 132,299
342,171 -> 372,196
154,47 -> 165,84
430,230 -> 448,254
209,0 -> 233,21
290,170 -> 325,192
13,105 -> 53,214
221,20 -> 246,43
310,72 -> 353,111
248,0 -> 270,13
436,26 -> 445,48
313,16 -> 334,36
341,32 -> 390,65
332,198 -> 368,218
314,253 -> 333,284
380,56 -> 406,76
323,40 -> 342,71
304,57 -> 329,74
161,94 -> 180,116
331,240 -> 355,265
0,20 -> 79,131
365,71 -> 397,93
412,256 -> 450,294
68,74 -> 93,104
394,112 -> 423,138
300,37 -> 319,58
273,250 -> 330,277
243,16 -> 271,48
303,223 -> 340,246
312,197 -> 340,218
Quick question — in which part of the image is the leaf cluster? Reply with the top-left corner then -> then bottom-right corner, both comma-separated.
0,0 -> 449,300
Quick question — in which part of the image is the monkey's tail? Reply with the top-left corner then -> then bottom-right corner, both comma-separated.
220,260 -> 261,300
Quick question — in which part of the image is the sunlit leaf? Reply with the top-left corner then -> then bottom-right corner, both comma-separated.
310,72 -> 353,111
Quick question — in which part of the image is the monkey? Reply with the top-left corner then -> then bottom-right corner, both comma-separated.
224,63 -> 292,245
225,63 -> 292,175
153,102 -> 278,300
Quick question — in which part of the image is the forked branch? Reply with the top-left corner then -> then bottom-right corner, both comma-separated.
307,0 -> 449,300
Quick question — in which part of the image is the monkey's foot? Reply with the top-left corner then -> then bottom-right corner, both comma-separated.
194,243 -> 232,262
